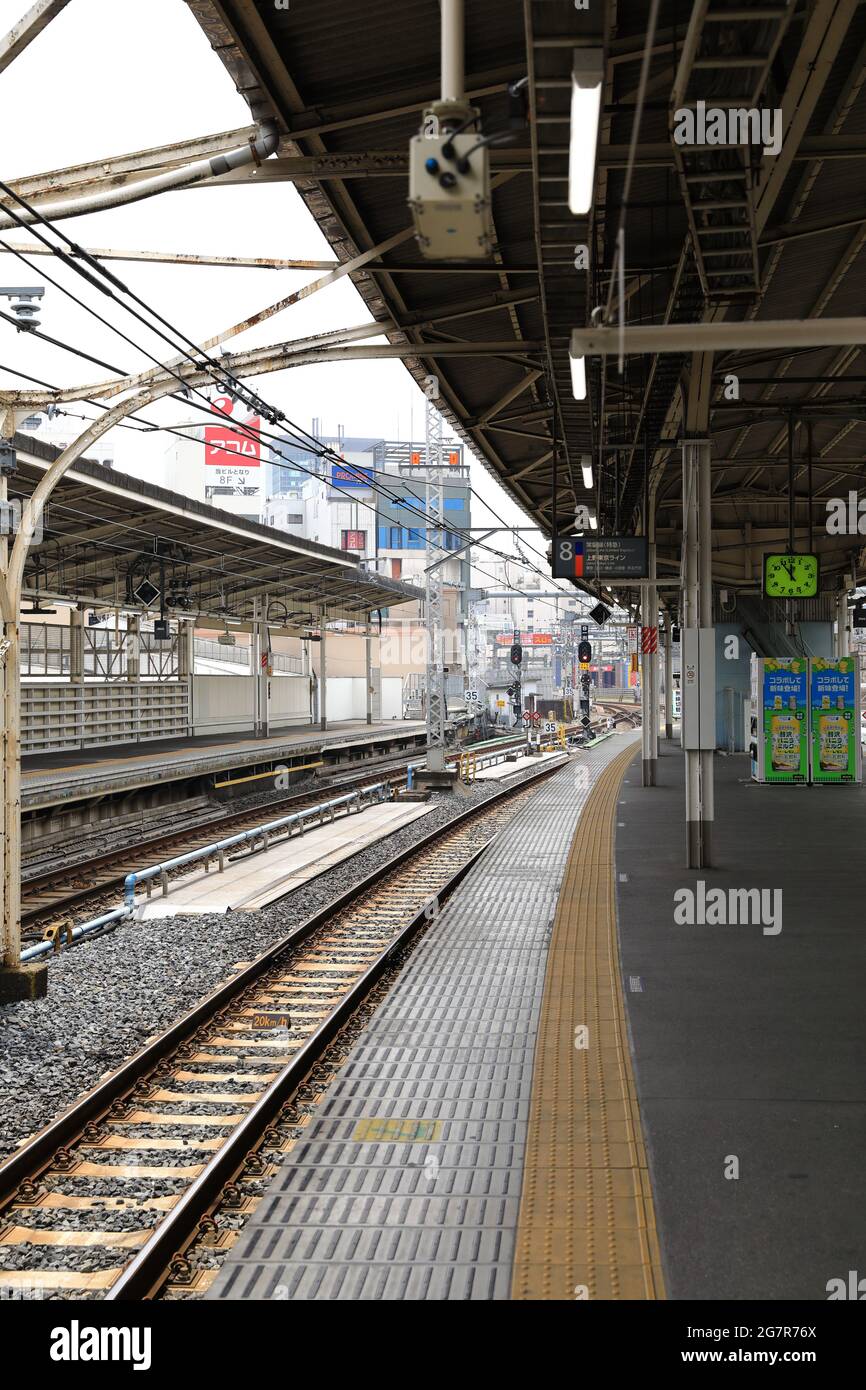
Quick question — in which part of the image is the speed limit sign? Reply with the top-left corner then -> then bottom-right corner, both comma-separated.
543,721 -> 557,734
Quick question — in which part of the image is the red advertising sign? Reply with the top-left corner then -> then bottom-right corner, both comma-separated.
495,632 -> 553,646
204,399 -> 261,467
341,530 -> 366,551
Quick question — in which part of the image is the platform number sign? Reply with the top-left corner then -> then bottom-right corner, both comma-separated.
553,536 -> 583,578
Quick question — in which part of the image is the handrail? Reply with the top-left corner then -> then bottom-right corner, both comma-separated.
122,783 -> 390,908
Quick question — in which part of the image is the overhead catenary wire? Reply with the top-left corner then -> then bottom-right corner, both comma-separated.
0,177 -> 600,616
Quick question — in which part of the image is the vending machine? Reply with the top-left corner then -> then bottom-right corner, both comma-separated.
749,655 -> 862,784
809,656 -> 861,783
749,657 -> 809,783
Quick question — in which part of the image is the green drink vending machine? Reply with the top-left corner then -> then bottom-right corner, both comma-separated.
750,653 -> 811,783
750,657 -> 809,783
809,656 -> 862,783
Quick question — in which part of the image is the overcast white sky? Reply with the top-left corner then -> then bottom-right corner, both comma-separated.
0,0 -> 568,601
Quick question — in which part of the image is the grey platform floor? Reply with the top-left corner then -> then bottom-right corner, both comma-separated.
208,734 -> 636,1301
616,741 -> 866,1301
21,720 -> 427,810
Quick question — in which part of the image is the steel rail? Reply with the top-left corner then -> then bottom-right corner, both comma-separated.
0,759 -> 565,1229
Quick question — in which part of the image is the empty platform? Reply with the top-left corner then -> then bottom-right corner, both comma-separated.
615,740 -> 866,1301
21,720 -> 428,812
208,733 -> 642,1301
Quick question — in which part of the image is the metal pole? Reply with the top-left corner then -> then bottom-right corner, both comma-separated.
441,0 -> 465,105
365,624 -> 373,725
319,608 -> 327,733
698,439 -> 714,866
425,398 -> 446,772
664,606 -> 673,741
682,437 -> 714,868
641,493 -> 657,786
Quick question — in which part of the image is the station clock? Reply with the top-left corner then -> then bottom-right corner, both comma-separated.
763,552 -> 820,598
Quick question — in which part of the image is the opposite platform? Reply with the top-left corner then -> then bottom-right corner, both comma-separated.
21,720 -> 427,811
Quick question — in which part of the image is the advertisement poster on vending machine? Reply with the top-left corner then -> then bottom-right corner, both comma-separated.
809,657 -> 858,782
762,658 -> 808,782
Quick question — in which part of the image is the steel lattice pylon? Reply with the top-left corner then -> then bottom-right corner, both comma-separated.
425,397 -> 447,771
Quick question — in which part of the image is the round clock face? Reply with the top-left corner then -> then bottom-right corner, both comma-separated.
764,553 -> 820,597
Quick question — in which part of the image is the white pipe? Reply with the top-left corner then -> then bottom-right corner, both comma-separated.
442,0 -> 465,104
0,123 -> 279,231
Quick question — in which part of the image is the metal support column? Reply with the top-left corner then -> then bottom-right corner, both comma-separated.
319,608 -> 327,733
682,437 -> 714,868
837,587 -> 850,657
664,607 -> 673,741
125,614 -> 140,681
253,598 -> 270,738
69,605 -> 84,681
641,496 -> 657,786
176,618 -> 194,735
365,624 -> 374,725
425,397 -> 447,772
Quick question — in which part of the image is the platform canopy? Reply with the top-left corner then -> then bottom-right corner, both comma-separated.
184,0 -> 866,600
12,434 -> 420,625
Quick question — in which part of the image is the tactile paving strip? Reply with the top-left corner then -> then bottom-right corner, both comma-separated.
208,739 -> 635,1301
510,744 -> 666,1301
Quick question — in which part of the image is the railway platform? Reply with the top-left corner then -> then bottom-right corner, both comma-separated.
207,731 -> 863,1302
21,720 -> 428,814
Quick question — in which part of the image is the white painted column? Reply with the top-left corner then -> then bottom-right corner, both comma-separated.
320,608 -> 327,733
682,437 -> 715,869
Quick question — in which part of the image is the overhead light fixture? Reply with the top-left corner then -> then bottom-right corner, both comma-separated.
568,48 -> 604,216
570,351 -> 587,401
581,454 -> 594,489
589,512 -> 598,531
571,317 -> 866,358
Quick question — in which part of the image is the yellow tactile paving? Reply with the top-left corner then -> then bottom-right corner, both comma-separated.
511,744 -> 666,1302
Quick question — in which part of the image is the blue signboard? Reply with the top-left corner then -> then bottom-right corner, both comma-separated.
331,463 -> 373,489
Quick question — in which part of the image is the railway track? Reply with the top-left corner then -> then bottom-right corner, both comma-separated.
20,762 -> 415,929
0,758 -> 564,1301
19,733 -> 534,933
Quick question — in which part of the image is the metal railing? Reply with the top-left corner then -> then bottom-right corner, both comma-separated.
123,783 -> 390,908
21,783 -> 391,963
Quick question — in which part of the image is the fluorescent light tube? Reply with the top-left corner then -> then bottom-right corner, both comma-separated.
570,352 -> 587,400
569,49 -> 604,216
581,455 -> 593,489
589,512 -> 598,531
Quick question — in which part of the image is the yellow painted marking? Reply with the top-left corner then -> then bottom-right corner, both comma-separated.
0,1226 -> 149,1249
352,1118 -> 442,1143
511,744 -> 666,1302
214,759 -> 323,788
